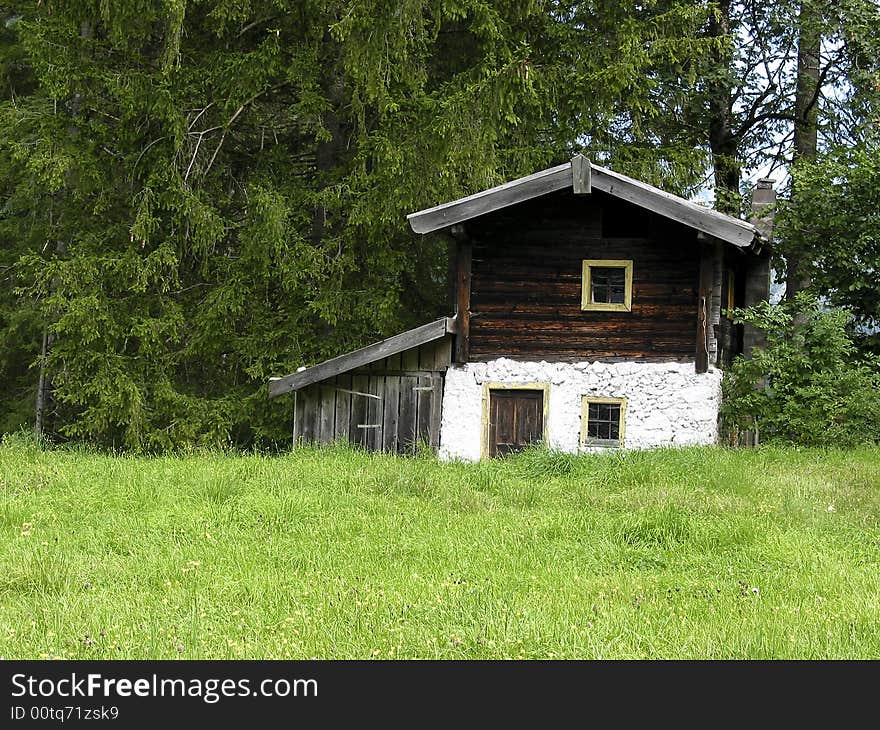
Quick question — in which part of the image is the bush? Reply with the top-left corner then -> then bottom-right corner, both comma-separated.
722,295 -> 880,447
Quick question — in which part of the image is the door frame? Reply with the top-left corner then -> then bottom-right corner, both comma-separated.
481,381 -> 551,460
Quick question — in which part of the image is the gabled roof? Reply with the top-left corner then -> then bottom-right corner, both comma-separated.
268,317 -> 456,398
407,155 -> 762,250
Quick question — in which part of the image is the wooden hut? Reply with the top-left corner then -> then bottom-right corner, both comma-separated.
270,156 -> 772,459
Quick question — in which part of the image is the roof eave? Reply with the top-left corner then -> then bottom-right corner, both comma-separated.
407,157 -> 760,250
268,316 -> 456,398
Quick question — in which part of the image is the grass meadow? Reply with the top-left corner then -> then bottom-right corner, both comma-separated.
1,436 -> 878,659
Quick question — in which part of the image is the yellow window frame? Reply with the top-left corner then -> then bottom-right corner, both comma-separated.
581,396 -> 627,447
581,259 -> 633,312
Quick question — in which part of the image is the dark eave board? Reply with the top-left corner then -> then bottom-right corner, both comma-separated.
268,317 -> 456,398
407,164 -> 572,235
407,155 -> 760,249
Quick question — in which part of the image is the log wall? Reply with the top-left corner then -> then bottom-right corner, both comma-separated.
465,190 -> 703,361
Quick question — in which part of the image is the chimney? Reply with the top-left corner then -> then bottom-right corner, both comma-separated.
750,178 -> 776,241
741,178 -> 775,358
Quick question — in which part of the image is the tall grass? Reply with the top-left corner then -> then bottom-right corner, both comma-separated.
1,436 -> 878,659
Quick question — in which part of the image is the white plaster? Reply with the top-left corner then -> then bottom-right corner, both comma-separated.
438,359 -> 722,461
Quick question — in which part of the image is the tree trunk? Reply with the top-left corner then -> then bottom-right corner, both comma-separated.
34,329 -> 49,437
34,21 -> 90,437
786,1 -> 821,300
707,0 -> 742,216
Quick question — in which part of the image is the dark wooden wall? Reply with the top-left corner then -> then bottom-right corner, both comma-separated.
715,249 -> 749,367
464,189 -> 702,361
292,337 -> 450,453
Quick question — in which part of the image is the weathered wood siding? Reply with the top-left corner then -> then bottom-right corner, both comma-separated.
464,190 -> 702,361
292,337 -> 450,453
715,249 -> 754,367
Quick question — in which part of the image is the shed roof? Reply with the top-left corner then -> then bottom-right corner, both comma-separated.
407,155 -> 762,250
268,316 -> 456,398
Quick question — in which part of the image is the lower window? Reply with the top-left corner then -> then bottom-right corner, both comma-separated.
581,397 -> 626,447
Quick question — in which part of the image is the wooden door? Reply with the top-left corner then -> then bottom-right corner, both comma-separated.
488,389 -> 544,457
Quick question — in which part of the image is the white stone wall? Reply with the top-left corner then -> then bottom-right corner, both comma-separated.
438,358 -> 722,461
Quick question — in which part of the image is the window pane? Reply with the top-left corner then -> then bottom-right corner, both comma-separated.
591,267 -> 626,304
586,402 -> 621,443
607,404 -> 620,424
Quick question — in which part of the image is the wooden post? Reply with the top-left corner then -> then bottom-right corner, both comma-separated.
454,236 -> 472,364
710,240 -> 723,366
695,245 -> 713,373
572,154 -> 591,194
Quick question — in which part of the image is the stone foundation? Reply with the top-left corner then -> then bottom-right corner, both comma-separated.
439,358 -> 722,461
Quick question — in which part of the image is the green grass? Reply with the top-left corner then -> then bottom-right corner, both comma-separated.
1,436 -> 879,659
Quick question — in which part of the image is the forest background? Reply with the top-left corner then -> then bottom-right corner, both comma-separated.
1,0 -> 879,450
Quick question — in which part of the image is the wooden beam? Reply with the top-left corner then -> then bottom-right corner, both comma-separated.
572,154 -> 591,194
407,164 -> 571,234
590,167 -> 756,248
268,318 -> 455,398
695,245 -> 714,373
407,157 -> 759,249
454,239 -> 472,363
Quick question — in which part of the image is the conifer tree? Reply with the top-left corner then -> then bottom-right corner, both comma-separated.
0,1 -> 736,448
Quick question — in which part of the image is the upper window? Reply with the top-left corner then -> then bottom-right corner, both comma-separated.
581,397 -> 626,447
581,259 -> 633,312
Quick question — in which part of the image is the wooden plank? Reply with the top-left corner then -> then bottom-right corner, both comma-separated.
709,241 -> 723,365
269,318 -> 452,397
334,374 -> 352,442
339,369 -> 446,378
385,352 -> 402,372
397,376 -> 418,454
349,375 -> 369,448
407,163 -> 572,234
429,374 -> 444,451
469,334 -> 696,358
401,346 -> 419,372
382,377 -> 400,453
292,387 -> 306,444
470,320 -> 695,335
298,387 -> 318,444
516,392 -> 543,446
695,245 -> 714,373
366,376 -> 385,451
415,375 -> 433,447
432,337 -> 452,370
318,384 -> 336,444
572,154 -> 591,194
418,336 -> 453,370
454,239 -> 472,363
